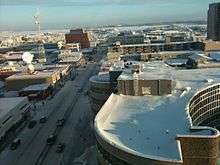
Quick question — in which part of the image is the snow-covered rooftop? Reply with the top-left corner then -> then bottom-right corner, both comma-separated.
0,97 -> 28,118
58,51 -> 82,63
20,83 -> 49,92
95,61 -> 220,162
6,69 -> 58,80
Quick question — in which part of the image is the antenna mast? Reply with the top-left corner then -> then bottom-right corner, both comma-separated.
34,9 -> 46,63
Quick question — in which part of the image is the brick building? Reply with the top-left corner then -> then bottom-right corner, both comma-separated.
65,29 -> 90,49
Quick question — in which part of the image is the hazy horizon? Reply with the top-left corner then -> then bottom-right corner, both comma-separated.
0,0 -> 219,31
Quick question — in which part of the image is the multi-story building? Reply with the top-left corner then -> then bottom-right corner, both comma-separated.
207,2 -> 220,41
65,29 -> 90,49
107,50 -> 200,63
108,33 -> 145,45
5,65 -> 72,91
108,42 -> 204,55
94,61 -> 220,165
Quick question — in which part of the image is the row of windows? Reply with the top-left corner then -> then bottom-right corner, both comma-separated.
189,84 -> 220,126
190,91 -> 220,109
191,100 -> 220,119
189,85 -> 220,111
200,113 -> 220,129
190,87 -> 220,110
192,107 -> 220,125
190,93 -> 220,108
190,94 -> 220,114
190,85 -> 220,107
121,45 -> 201,54
206,119 -> 220,128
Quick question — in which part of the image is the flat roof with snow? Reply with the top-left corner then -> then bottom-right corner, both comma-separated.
6,70 -> 57,80
20,83 -> 50,92
0,97 -> 28,118
95,61 -> 220,161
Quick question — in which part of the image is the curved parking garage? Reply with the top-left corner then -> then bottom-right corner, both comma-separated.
189,84 -> 220,128
95,94 -> 219,165
94,62 -> 220,165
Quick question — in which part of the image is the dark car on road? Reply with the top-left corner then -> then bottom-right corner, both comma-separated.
40,116 -> 47,123
46,134 -> 57,145
56,143 -> 65,153
56,119 -> 65,127
10,138 -> 21,150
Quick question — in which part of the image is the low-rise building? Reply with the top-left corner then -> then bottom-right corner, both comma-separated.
108,33 -> 145,45
115,42 -> 203,54
5,65 -> 72,91
19,83 -> 53,101
0,97 -> 31,139
0,51 -> 23,62
58,50 -> 84,66
107,50 -> 204,63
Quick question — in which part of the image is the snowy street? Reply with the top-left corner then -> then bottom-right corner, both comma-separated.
0,49 -> 104,165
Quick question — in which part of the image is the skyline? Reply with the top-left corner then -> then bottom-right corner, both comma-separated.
0,0 -> 220,31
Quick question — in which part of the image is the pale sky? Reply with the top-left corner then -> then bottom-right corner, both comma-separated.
0,0 -> 219,31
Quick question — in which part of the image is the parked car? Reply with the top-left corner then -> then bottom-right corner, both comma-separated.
46,134 -> 57,145
10,138 -> 21,150
40,116 -> 47,123
56,119 -> 65,127
28,120 -> 37,129
56,143 -> 65,153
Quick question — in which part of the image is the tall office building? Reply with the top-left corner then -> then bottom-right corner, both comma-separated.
207,2 -> 220,41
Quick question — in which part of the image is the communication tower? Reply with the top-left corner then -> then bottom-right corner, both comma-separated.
34,9 -> 46,63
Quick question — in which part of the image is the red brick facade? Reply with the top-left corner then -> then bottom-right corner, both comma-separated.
65,29 -> 90,49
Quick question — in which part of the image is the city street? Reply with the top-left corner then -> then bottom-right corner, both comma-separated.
0,49 -> 104,165
0,2 -> 220,164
